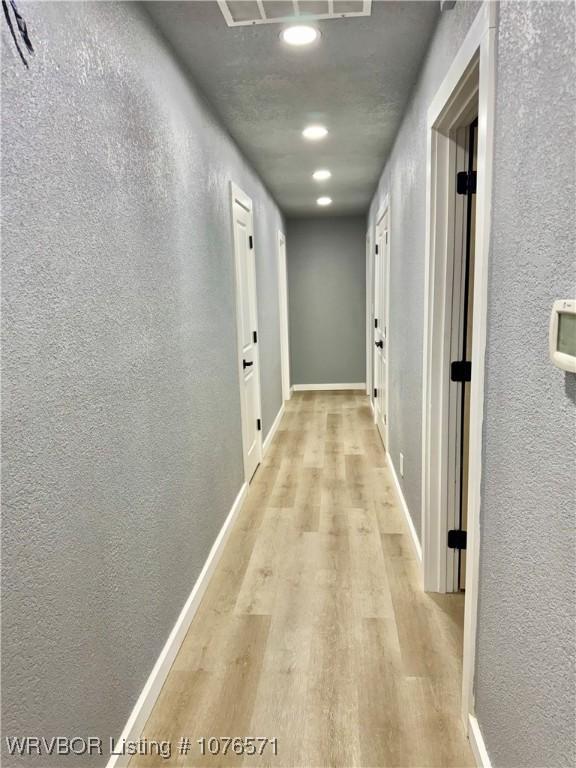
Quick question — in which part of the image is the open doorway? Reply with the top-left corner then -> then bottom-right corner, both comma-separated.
421,1 -> 497,736
422,54 -> 480,597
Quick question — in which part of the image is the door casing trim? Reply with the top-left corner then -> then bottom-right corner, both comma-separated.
277,230 -> 291,403
421,0 -> 497,729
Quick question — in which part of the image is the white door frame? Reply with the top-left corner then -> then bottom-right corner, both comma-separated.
446,122 -> 478,593
420,1 -> 497,728
277,230 -> 291,402
230,181 -> 263,482
366,229 -> 373,401
425,65 -> 480,597
374,200 -> 390,449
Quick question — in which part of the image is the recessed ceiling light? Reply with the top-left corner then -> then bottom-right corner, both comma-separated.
313,169 -> 332,181
281,25 -> 319,46
303,125 -> 328,141
317,196 -> 332,206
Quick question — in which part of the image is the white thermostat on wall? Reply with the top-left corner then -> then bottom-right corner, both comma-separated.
549,299 -> 576,373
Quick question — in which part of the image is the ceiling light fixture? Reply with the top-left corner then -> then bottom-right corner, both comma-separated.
313,169 -> 332,181
281,25 -> 319,46
302,125 -> 328,141
317,196 -> 332,206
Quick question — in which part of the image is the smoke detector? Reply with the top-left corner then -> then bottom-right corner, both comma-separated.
218,0 -> 372,27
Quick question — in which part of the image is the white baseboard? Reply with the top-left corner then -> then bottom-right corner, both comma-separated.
386,454 -> 422,562
292,383 -> 366,391
106,481 -> 249,768
468,714 -> 492,768
263,403 -> 285,454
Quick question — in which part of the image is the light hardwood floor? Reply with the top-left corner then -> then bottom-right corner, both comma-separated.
132,392 -> 473,768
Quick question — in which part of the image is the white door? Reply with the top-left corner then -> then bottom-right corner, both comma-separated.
278,231 -> 291,402
230,183 -> 263,482
374,211 -> 389,448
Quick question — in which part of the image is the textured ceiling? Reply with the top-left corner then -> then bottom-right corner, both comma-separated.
145,1 -> 440,216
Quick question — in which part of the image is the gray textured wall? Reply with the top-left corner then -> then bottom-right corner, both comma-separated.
368,0 -> 482,538
474,3 -> 576,767
368,1 -> 576,766
1,2 -> 283,762
287,216 -> 366,386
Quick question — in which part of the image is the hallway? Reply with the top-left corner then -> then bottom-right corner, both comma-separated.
134,392 -> 472,767
3,2 -> 575,766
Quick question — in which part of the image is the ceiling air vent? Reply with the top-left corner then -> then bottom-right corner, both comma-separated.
217,0 -> 372,27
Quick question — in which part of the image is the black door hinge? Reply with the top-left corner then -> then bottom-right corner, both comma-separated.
256,418 -> 261,431
375,244 -> 379,255
385,231 -> 388,244
451,360 -> 472,382
373,388 -> 377,398
374,318 -> 378,328
249,235 -> 254,249
448,529 -> 467,550
253,330 -> 257,343
457,170 -> 477,196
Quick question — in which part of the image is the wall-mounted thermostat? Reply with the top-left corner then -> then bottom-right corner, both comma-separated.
549,299 -> 576,373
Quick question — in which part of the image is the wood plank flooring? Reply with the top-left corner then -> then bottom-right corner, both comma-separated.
132,391 -> 473,768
